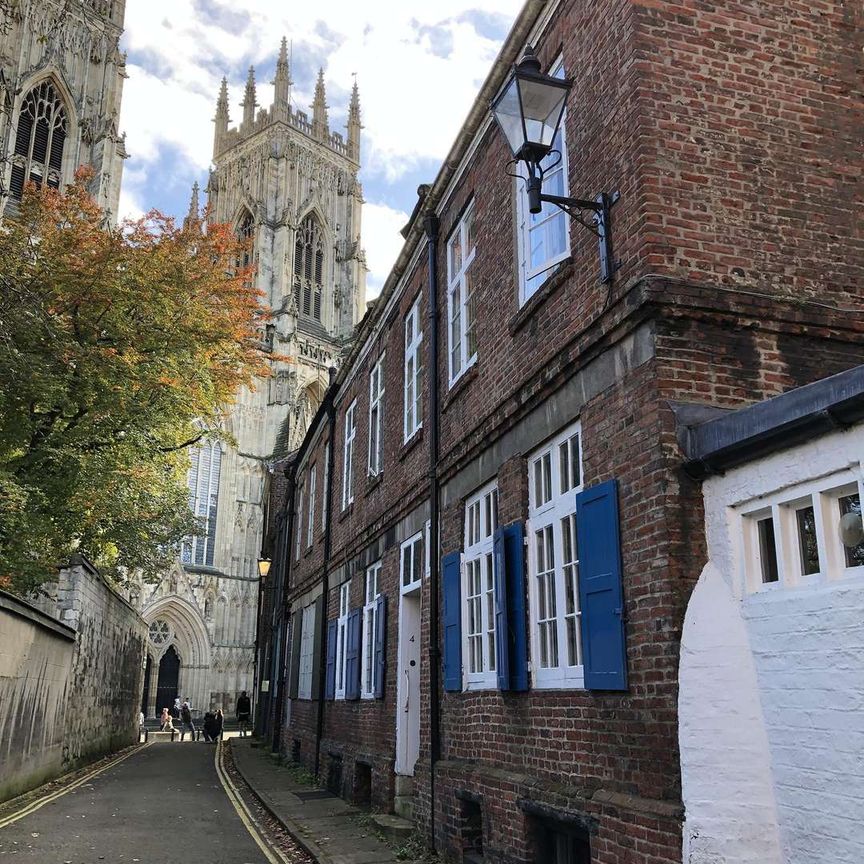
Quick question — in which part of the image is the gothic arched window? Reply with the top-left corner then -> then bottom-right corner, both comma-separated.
10,80 -> 68,201
181,439 -> 222,568
293,215 -> 324,321
237,209 -> 255,269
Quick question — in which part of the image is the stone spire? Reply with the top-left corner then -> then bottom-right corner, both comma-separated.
347,78 -> 361,162
273,37 -> 292,112
241,66 -> 257,129
312,68 -> 329,140
213,77 -> 229,158
184,182 -> 200,229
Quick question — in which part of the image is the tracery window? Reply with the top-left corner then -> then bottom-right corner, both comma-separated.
237,210 -> 255,269
10,80 -> 68,201
181,439 -> 222,567
293,215 -> 325,320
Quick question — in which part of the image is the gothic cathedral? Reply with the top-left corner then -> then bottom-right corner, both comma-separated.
0,0 -> 127,218
136,42 -> 366,717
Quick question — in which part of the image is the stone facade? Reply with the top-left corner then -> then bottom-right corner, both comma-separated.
133,46 -> 366,718
0,0 -> 127,219
0,559 -> 146,803
260,0 -> 863,862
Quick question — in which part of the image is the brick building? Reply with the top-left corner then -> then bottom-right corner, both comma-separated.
258,1 -> 864,862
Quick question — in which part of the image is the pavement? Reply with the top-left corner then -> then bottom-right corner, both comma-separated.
229,740 -> 424,864
0,743 -> 268,864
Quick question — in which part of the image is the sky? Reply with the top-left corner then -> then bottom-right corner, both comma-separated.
117,0 -> 524,298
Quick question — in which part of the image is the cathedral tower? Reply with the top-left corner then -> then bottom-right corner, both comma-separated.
0,0 -> 128,220
136,47 -> 367,716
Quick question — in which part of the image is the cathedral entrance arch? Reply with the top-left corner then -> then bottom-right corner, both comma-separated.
155,645 -> 180,715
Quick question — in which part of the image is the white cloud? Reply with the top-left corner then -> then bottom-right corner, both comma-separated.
118,1 -> 522,295
362,201 -> 411,298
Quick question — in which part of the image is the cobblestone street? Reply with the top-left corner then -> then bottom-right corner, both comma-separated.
0,744 -> 279,864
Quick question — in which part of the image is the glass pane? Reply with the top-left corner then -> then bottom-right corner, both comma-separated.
449,231 -> 462,276
516,75 -> 568,150
839,494 -> 864,567
758,517 -> 779,583
491,76 -> 525,156
464,207 -> 475,255
796,506 -> 820,575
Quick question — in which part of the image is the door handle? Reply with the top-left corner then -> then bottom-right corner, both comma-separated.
404,669 -> 410,712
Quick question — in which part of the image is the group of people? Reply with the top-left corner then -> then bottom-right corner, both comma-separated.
143,690 -> 251,742
157,698 -> 223,742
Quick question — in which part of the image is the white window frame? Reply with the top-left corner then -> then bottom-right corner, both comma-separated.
403,298 -> 423,443
182,438 -> 223,568
461,482 -> 499,690
400,532 -> 424,594
298,603 -> 316,699
446,202 -> 477,385
361,561 -> 382,699
322,442 -> 330,530
307,465 -> 316,548
295,477 -> 304,562
368,354 -> 386,476
334,581 -> 350,700
740,471 -> 864,595
342,400 -> 357,510
516,57 -> 571,306
527,422 -> 584,689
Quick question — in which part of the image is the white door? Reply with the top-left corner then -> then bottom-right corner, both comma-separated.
395,588 -> 421,775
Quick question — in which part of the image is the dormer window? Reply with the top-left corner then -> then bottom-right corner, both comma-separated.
294,215 -> 324,320
10,80 -> 68,200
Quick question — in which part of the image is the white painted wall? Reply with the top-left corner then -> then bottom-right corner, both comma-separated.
681,423 -> 864,864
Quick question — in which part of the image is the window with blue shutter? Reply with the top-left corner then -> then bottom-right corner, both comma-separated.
345,608 -> 362,700
575,479 -> 627,691
442,551 -> 462,691
494,523 -> 529,691
325,619 -> 337,700
374,594 -> 386,699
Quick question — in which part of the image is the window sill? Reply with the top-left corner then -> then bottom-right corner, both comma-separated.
399,427 -> 424,462
303,545 -> 314,558
338,503 -> 354,523
462,675 -> 497,692
442,362 -> 479,415
365,471 -> 383,497
508,258 -> 574,336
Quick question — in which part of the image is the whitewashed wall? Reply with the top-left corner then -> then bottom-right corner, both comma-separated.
680,423 -> 864,864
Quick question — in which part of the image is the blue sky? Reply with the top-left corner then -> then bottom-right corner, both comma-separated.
117,1 -> 522,296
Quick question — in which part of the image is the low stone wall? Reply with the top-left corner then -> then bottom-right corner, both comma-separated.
0,559 -> 147,802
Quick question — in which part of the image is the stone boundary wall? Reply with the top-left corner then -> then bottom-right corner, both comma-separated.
0,559 -> 147,802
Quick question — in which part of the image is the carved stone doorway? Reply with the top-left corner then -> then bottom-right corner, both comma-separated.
155,645 -> 181,716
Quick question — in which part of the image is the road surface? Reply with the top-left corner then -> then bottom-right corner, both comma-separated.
0,743 -> 270,863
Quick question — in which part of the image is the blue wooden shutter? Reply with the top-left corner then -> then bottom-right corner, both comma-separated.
503,522 -> 529,691
493,527 -> 510,689
345,608 -> 362,700
441,551 -> 462,692
575,479 -> 628,691
374,594 -> 386,699
325,619 -> 337,700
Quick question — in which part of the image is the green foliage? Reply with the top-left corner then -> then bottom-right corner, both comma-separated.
0,175 -> 269,593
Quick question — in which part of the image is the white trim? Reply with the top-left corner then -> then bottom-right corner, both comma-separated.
342,400 -> 357,510
527,421 -> 585,690
322,442 -> 330,531
446,201 -> 478,386
297,603 -> 316,700
403,298 -> 423,443
295,477 -> 304,562
334,582 -> 350,700
400,532 -> 424,595
461,481 -> 499,690
739,471 -> 864,596
361,561 -> 382,699
368,353 -> 386,476
307,465 -> 316,548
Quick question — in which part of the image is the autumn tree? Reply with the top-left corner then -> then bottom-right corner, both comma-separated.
0,175 -> 269,594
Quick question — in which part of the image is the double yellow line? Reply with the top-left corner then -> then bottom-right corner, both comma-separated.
0,744 -> 148,830
214,739 -> 292,864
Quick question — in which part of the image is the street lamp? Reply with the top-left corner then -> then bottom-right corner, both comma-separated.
257,557 -> 271,582
491,46 -> 619,283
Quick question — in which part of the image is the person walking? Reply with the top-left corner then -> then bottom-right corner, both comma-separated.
180,699 -> 196,741
213,708 -> 224,742
171,697 -> 181,720
236,691 -> 251,737
159,707 -> 171,730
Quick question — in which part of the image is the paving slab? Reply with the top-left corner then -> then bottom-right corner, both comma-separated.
230,740 -> 413,864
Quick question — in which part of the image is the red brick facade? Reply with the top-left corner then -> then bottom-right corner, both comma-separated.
260,2 -> 864,862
